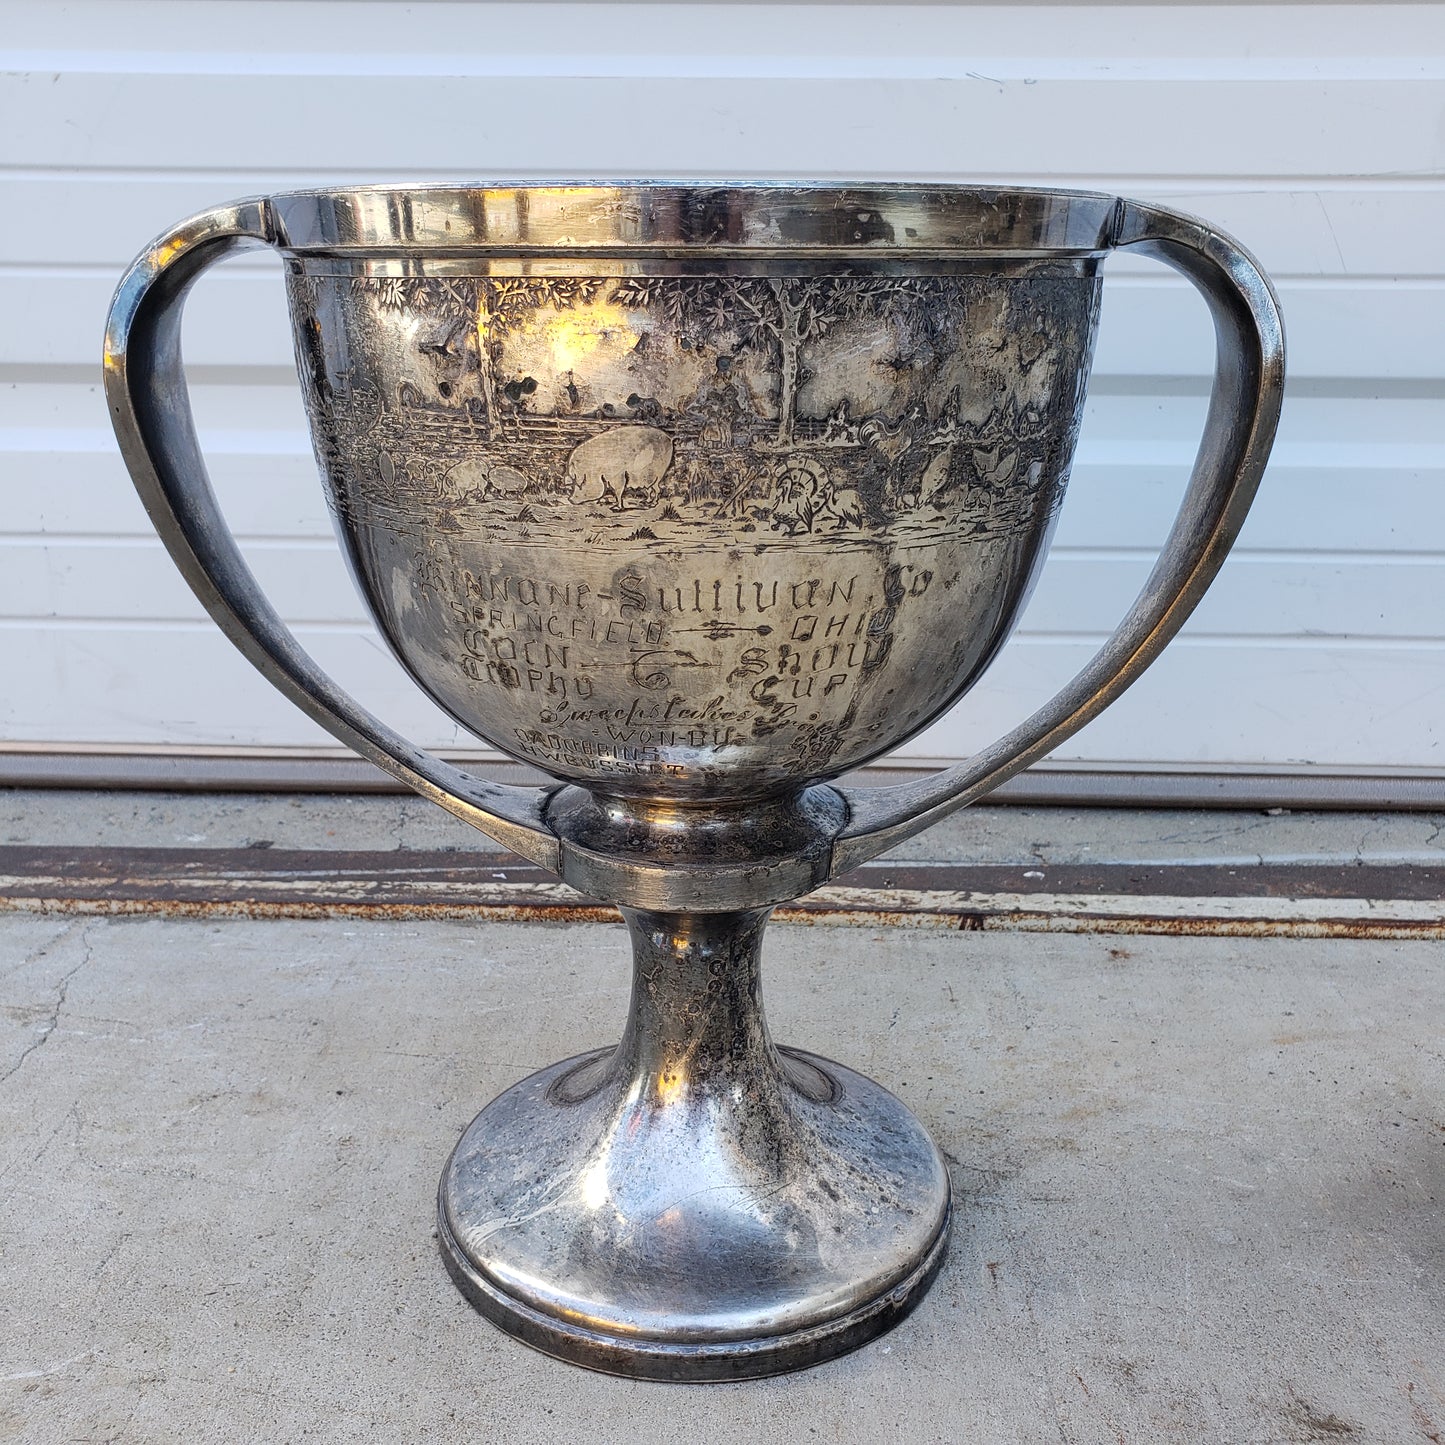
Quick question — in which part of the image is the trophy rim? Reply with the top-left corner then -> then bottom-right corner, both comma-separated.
269,180 -> 1122,259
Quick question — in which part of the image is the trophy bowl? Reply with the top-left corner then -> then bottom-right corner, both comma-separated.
105,183 -> 1282,1380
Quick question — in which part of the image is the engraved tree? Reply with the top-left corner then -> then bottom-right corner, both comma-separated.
739,278 -> 867,446
611,277 -> 875,446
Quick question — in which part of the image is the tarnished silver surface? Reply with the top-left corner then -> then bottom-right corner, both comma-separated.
288,261 -> 1097,802
438,907 -> 950,1380
104,183 -> 1283,1378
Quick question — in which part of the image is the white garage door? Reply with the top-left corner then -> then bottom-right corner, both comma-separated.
2,2 -> 1442,786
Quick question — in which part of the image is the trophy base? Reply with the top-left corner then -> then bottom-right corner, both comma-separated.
437,1043 -> 952,1381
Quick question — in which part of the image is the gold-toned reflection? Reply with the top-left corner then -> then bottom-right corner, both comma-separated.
487,295 -> 658,416
544,306 -> 625,378
654,1069 -> 687,1108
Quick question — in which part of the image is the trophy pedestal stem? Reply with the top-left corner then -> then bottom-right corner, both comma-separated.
438,906 -> 952,1380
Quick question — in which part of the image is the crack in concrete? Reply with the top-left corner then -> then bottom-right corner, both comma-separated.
1154,815 -> 1275,851
0,1100 -> 80,1189
1353,818 -> 1385,869
0,920 -> 95,1090
392,800 -> 410,853
0,915 -> 81,986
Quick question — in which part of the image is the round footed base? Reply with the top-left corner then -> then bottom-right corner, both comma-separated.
437,1046 -> 952,1381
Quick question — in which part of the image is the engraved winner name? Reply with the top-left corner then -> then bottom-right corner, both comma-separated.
615,574 -> 861,617
445,569 -> 863,620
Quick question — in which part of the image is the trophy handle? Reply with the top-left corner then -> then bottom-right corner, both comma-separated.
103,201 -> 562,870
829,200 -> 1285,877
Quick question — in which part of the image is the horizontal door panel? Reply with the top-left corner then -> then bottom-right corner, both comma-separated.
900,637 -> 1445,769
9,379 -> 1436,449
0,624 -> 465,748
0,539 -> 362,624
6,72 -> 1441,179
9,2 -> 1440,66
5,623 -> 1440,767
5,541 -> 1441,644
9,270 -> 1443,378
4,387 -> 1439,555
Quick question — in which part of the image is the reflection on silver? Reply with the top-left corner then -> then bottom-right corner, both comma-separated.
105,184 -> 1283,1379
290,263 -> 1095,802
440,908 -> 950,1378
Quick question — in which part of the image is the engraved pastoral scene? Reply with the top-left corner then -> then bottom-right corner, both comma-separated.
289,267 -> 1100,792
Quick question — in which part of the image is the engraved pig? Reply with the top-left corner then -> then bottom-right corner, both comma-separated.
445,457 -> 530,504
566,426 -> 674,511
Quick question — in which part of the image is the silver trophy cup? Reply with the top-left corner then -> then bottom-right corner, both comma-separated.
105,184 -> 1282,1380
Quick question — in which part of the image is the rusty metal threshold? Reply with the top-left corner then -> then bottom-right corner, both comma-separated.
3,747 -> 1445,810
1,845 -> 1440,939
